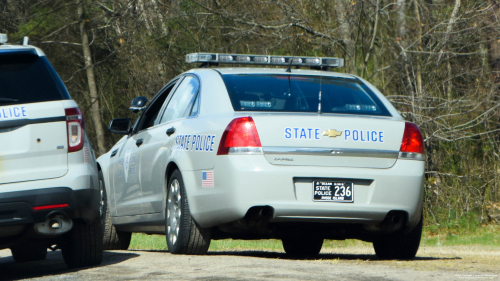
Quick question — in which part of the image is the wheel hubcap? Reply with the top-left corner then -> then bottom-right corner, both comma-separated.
167,179 -> 181,246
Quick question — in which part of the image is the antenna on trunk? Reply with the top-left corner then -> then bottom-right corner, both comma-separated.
318,73 -> 323,115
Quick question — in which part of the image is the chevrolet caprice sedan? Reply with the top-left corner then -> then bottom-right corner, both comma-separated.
97,53 -> 425,259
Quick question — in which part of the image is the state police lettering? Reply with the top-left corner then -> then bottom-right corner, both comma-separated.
344,129 -> 384,143
0,106 -> 28,120
284,127 -> 384,143
284,128 -> 321,140
174,134 -> 216,152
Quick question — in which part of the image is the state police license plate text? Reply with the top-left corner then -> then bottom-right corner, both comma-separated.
313,181 -> 353,202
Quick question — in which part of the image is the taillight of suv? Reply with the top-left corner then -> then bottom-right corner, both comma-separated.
217,117 -> 262,155
65,107 -> 84,152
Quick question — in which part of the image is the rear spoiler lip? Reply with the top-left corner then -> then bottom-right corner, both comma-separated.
0,49 -> 38,57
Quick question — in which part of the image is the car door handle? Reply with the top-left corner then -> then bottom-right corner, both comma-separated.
136,138 -> 144,147
166,127 -> 176,136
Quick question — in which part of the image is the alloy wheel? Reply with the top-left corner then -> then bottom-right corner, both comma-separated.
167,179 -> 182,246
99,179 -> 105,219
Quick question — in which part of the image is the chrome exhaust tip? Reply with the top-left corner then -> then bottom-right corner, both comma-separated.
34,213 -> 73,235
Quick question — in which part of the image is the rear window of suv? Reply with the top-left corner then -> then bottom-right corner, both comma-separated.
221,74 -> 391,117
0,52 -> 70,105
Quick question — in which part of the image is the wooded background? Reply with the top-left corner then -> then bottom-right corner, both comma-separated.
1,0 -> 500,229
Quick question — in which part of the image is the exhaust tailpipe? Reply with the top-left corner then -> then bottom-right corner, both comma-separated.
34,213 -> 73,235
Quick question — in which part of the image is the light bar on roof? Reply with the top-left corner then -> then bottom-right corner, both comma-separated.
0,34 -> 7,44
185,53 -> 344,68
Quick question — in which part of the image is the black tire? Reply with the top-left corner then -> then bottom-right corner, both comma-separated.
282,237 -> 324,257
166,169 -> 211,255
10,243 -> 47,263
100,170 -> 132,250
62,217 -> 103,268
373,213 -> 423,260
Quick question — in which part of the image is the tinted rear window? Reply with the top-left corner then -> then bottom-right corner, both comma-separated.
0,53 -> 70,105
222,74 -> 391,116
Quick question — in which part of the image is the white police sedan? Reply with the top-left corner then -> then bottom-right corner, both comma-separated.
97,53 -> 425,259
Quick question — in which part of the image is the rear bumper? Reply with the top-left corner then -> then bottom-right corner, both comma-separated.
0,143 -> 99,231
0,187 -> 100,228
185,155 -> 424,230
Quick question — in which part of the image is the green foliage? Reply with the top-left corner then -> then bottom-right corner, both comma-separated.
12,7 -> 62,41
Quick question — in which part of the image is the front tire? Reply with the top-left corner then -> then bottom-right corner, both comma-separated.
373,213 -> 423,260
281,237 -> 324,257
100,170 -> 131,250
166,169 -> 211,255
62,217 -> 103,268
10,243 -> 47,262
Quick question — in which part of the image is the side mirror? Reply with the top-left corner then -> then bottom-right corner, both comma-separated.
108,118 -> 132,135
130,96 -> 148,113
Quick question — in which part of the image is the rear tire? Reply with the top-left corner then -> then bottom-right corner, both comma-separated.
166,169 -> 211,255
62,217 -> 103,268
373,213 -> 423,260
282,237 -> 324,257
100,170 -> 132,250
11,243 -> 47,262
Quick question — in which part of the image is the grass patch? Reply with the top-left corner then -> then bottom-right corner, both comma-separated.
209,239 -> 283,251
130,233 -> 168,251
129,225 -> 500,251
422,224 -> 500,247
129,234 -> 283,251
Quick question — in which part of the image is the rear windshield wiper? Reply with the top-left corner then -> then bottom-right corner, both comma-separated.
0,98 -> 19,103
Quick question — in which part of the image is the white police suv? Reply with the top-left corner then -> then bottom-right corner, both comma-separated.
98,53 -> 425,259
0,34 -> 102,267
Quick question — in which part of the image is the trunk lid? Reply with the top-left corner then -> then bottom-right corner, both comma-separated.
251,114 -> 404,168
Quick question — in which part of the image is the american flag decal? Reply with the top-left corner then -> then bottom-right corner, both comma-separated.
202,171 -> 214,188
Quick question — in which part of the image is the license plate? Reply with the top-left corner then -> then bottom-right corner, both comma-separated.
313,181 -> 353,202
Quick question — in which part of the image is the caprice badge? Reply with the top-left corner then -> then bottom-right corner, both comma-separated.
274,157 -> 294,161
323,129 -> 342,138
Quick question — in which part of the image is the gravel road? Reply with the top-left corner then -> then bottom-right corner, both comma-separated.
0,245 -> 498,280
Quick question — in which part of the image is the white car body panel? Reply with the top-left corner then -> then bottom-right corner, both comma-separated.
98,67 -> 424,237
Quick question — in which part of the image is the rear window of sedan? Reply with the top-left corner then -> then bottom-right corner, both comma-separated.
221,74 -> 391,116
0,52 -> 70,105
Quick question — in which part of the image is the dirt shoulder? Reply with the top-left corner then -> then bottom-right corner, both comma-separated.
0,245 -> 498,280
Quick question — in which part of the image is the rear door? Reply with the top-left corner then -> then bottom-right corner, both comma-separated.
113,80 -> 178,216
139,75 -> 199,214
0,51 -> 70,184
221,74 -> 404,168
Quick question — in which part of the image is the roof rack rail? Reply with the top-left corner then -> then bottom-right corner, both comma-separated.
186,53 -> 344,70
0,34 -> 30,46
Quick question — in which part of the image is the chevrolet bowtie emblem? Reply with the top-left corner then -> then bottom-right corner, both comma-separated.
323,129 -> 342,138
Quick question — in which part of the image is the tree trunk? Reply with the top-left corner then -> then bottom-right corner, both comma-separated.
413,0 -> 423,96
362,0 -> 380,78
78,0 -> 106,155
437,0 -> 460,65
396,0 -> 407,39
336,1 -> 356,74
489,33 -> 500,83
